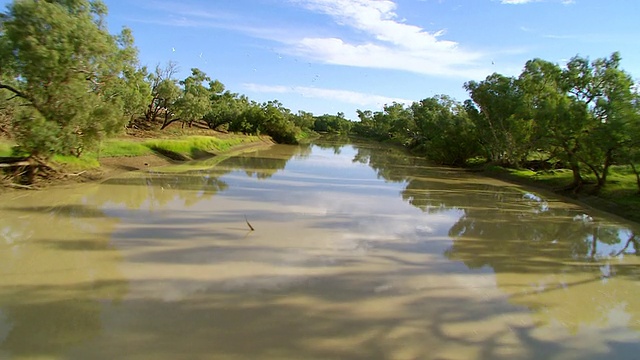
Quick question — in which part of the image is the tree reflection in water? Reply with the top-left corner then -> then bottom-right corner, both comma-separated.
350,141 -> 640,333
0,141 -> 638,358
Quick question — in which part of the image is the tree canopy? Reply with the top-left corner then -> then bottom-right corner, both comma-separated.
0,0 -> 141,158
350,52 -> 640,192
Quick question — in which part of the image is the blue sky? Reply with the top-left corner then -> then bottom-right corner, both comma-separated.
4,0 -> 640,119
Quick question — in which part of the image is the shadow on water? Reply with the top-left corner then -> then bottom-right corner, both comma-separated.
0,140 -> 639,359
0,265 -> 634,359
0,271 -> 535,360
3,204 -> 109,218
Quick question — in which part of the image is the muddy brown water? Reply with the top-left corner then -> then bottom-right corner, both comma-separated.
0,141 -> 639,359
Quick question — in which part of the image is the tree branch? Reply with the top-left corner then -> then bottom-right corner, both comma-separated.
0,83 -> 30,102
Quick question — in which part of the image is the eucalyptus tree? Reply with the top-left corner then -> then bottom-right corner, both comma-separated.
260,100 -> 299,144
561,52 -> 639,191
314,113 -> 352,134
204,86 -> 250,131
625,91 -> 640,192
145,62 -> 179,124
410,95 -> 479,166
352,103 -> 410,141
140,65 -> 217,130
464,74 -> 532,166
168,68 -> 212,129
518,58 -> 589,187
0,0 -> 140,158
292,110 -> 315,131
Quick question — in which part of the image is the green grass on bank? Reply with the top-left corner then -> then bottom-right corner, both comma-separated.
98,139 -> 153,158
52,154 -> 101,170
0,140 -> 16,157
47,134 -> 263,170
142,135 -> 256,159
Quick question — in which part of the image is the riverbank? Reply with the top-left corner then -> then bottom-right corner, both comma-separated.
479,165 -> 640,224
92,134 -> 274,182
0,130 -> 274,189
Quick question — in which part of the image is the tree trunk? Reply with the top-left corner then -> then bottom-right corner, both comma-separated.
630,163 -> 640,193
160,117 -> 181,130
569,160 -> 583,191
565,143 -> 583,191
597,149 -> 614,192
584,162 -> 603,194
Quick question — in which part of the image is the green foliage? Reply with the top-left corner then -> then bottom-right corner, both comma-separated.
148,66 -> 304,145
410,95 -> 479,166
293,111 -> 315,131
145,62 -> 179,125
118,64 -> 152,124
227,100 -> 299,144
11,111 -> 64,156
313,113 -> 352,134
350,97 -> 478,166
0,0 -> 141,159
98,140 -> 152,157
464,73 -> 532,165
205,91 -> 247,130
260,101 -> 299,144
0,139 -> 15,156
352,108 -> 394,140
347,52 -> 639,196
515,53 -> 640,190
173,68 -> 212,128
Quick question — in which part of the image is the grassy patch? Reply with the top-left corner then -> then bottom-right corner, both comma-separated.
98,139 -> 153,157
49,135 -> 261,169
0,140 -> 16,157
142,135 -> 257,159
52,154 -> 100,170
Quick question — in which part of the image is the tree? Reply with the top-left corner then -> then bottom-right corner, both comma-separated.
0,0 -> 138,159
259,100 -> 299,144
314,113 -> 352,134
560,53 -> 639,191
464,74 -> 532,166
292,110 -> 315,131
410,95 -> 479,166
518,58 -> 589,188
352,104 -> 409,141
106,28 -> 151,125
204,92 -> 249,131
145,61 -> 179,125
170,68 -> 212,129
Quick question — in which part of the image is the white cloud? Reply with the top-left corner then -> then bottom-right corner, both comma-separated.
137,0 -> 492,78
243,83 -> 413,107
289,0 -> 488,78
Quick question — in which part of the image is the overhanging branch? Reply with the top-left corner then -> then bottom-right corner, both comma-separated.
0,83 -> 31,103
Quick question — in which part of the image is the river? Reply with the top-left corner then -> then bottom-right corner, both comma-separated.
0,140 -> 639,359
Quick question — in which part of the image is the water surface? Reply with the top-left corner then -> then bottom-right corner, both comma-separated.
0,141 -> 639,359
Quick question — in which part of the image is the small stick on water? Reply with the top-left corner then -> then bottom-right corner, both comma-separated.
245,215 -> 255,231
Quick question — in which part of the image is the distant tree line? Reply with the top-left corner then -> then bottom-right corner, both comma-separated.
348,52 -> 640,193
0,0 -> 318,164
